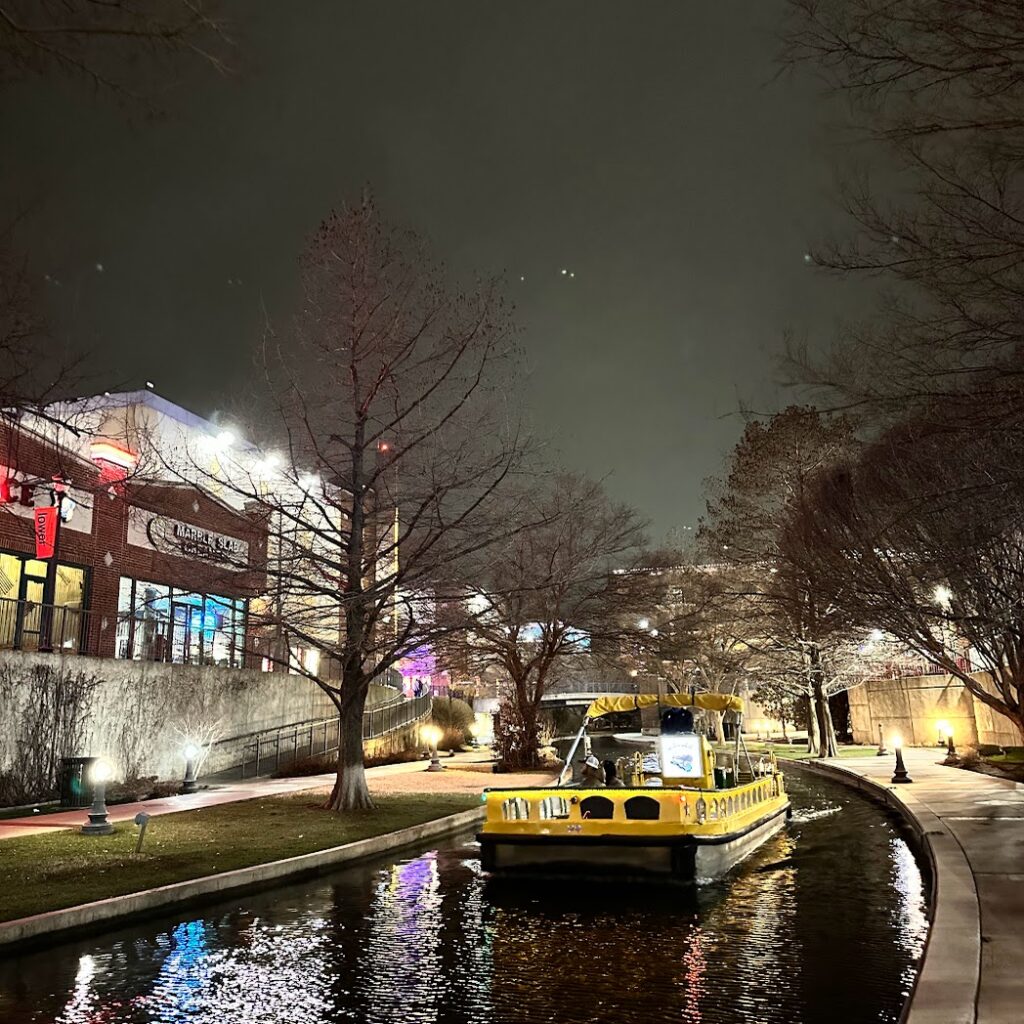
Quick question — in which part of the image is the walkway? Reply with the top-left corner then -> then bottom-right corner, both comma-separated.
0,751 -> 555,841
801,748 -> 1024,1024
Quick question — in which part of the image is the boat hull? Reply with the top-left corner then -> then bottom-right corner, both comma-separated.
478,802 -> 790,883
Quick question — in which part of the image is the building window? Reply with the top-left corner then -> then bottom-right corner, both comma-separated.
0,550 -> 87,653
115,577 -> 247,668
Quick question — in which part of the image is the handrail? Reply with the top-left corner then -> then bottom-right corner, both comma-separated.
222,693 -> 433,779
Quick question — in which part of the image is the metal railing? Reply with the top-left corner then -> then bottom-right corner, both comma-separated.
219,693 -> 432,779
0,597 -> 89,654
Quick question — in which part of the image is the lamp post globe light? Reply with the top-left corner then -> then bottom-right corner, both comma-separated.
182,743 -> 200,794
422,724 -> 445,772
890,733 -> 913,785
81,760 -> 115,836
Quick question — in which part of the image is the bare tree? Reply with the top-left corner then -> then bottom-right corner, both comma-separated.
0,0 -> 231,98
443,474 -> 649,770
788,415 -> 1024,741
699,406 -> 860,755
160,198 -> 529,812
782,1 -> 1024,447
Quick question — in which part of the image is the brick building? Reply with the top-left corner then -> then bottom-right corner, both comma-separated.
0,392 -> 268,666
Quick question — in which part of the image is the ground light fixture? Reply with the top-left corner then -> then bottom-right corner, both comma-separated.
942,725 -> 958,765
81,760 -> 115,835
890,733 -> 913,784
182,743 -> 200,794
421,724 -> 445,772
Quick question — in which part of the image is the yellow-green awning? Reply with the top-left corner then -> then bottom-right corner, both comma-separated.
584,692 -> 744,718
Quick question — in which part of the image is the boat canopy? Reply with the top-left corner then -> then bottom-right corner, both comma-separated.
584,692 -> 745,718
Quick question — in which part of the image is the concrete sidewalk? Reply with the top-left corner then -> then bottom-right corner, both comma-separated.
803,747 -> 1024,1024
0,750 -> 536,841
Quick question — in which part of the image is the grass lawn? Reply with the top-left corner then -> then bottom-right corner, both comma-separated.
0,792 -> 477,924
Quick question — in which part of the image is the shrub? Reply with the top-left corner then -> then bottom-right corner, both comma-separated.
430,697 -> 475,749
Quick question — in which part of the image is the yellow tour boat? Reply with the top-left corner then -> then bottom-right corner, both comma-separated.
478,693 -> 790,882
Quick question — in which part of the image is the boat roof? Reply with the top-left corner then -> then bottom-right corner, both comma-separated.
585,692 -> 744,718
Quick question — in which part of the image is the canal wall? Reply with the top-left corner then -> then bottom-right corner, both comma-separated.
0,805 -> 485,952
848,671 -> 1021,750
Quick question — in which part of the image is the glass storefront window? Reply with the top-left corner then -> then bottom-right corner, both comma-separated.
0,550 -> 88,653
115,576 -> 247,668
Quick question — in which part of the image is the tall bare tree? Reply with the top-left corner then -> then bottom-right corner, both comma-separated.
788,415 -> 1024,741
0,1 -> 231,97
700,406 -> 860,755
443,474 -> 649,770
782,1 -> 1024,446
167,198 -> 528,810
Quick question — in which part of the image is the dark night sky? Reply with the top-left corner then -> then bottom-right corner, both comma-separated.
2,1 -> 866,541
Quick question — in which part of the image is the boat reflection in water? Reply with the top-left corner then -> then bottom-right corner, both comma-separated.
0,773 -> 926,1024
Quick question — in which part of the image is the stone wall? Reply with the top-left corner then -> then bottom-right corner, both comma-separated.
848,672 -> 1021,749
0,649 -> 354,804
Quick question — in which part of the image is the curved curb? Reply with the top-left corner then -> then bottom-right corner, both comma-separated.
0,806 -> 484,952
788,760 -> 979,1024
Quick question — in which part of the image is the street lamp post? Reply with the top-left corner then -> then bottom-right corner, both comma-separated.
81,760 -> 115,835
891,734 -> 913,784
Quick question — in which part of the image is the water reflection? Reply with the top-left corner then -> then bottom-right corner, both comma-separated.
0,772 -> 928,1024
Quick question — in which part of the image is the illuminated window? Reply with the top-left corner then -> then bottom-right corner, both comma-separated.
115,577 -> 247,668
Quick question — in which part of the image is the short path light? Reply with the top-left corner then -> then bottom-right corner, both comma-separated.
876,723 -> 888,757
81,760 -> 115,835
421,724 -> 445,772
182,743 -> 200,794
891,733 -> 913,784
942,725 -> 958,766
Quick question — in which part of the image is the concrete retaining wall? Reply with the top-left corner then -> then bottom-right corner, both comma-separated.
0,649 -> 392,801
0,806 -> 484,952
849,671 -> 1021,749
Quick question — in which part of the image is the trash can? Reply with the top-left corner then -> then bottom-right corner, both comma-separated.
59,756 -> 97,808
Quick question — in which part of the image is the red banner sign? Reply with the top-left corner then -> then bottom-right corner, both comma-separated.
34,506 -> 58,559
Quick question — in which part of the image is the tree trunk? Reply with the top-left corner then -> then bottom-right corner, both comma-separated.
819,690 -> 839,757
780,709 -> 789,744
325,686 -> 372,812
806,694 -> 821,755
713,710 -> 726,744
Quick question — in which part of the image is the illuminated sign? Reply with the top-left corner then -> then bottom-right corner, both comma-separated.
658,734 -> 703,779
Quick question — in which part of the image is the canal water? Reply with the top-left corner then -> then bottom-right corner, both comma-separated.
0,768 -> 927,1024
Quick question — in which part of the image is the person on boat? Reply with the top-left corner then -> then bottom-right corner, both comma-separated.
602,759 -> 624,787
579,754 -> 605,787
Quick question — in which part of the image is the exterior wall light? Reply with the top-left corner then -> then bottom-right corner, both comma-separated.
81,760 -> 115,835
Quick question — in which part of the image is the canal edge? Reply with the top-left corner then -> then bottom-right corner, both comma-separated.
0,806 -> 485,953
786,759 -> 980,1024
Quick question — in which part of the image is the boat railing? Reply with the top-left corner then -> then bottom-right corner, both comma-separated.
483,774 -> 785,835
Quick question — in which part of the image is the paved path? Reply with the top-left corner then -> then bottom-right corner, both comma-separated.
0,751 -> 553,841
803,747 -> 1024,1024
